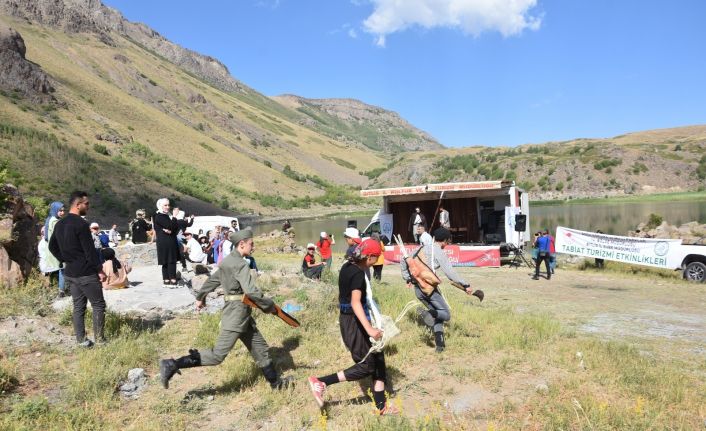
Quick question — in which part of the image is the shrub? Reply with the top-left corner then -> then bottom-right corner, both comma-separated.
25,196 -> 48,221
199,142 -> 215,153
92,143 -> 109,155
594,158 -> 622,170
646,213 -> 663,229
0,362 -> 19,393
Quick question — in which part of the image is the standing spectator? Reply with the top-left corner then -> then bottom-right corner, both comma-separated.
282,219 -> 292,231
231,219 -> 240,232
221,230 -> 234,260
408,207 -> 427,244
90,222 -> 108,263
173,208 -> 194,272
532,231 -> 551,280
303,243 -> 325,279
317,231 -> 335,270
544,228 -> 556,274
130,210 -> 151,244
108,224 -> 120,247
439,205 -> 450,229
343,227 -> 361,260
38,226 -> 50,273
48,191 -> 107,348
100,248 -> 131,290
44,201 -> 65,297
595,230 -> 605,268
154,198 -> 179,286
371,232 -> 385,281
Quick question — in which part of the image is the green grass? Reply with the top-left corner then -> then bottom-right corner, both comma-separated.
1,258 -> 704,429
532,190 -> 706,206
0,271 -> 55,318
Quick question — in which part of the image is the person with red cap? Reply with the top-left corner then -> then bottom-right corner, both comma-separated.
308,238 -> 396,415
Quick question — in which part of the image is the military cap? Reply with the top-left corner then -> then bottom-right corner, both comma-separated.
229,227 -> 253,244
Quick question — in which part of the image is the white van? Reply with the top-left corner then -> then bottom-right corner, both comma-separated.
185,216 -> 239,236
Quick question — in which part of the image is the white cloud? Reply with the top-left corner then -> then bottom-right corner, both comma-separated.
363,0 -> 542,44
348,28 -> 359,38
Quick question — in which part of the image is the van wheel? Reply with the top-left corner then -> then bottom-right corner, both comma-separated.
684,262 -> 706,282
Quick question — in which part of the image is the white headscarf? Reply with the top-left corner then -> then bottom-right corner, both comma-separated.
156,198 -> 170,213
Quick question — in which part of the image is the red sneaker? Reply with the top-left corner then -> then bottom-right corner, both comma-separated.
308,376 -> 326,408
378,403 -> 399,416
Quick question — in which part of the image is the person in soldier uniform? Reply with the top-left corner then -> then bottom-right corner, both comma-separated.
159,227 -> 291,390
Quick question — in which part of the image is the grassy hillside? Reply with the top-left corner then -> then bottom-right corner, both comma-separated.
368,126 -> 706,200
0,15 -> 393,222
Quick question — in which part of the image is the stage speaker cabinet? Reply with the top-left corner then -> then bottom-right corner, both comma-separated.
514,214 -> 527,232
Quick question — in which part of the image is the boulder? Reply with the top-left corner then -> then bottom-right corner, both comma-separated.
0,246 -> 24,288
0,184 -> 37,287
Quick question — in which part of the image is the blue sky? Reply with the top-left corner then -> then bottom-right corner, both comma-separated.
104,0 -> 706,148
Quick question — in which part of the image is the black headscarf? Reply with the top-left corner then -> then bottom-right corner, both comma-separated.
101,248 -> 122,275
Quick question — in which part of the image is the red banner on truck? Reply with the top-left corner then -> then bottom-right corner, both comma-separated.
384,245 -> 501,267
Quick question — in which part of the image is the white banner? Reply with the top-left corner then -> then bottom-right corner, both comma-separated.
555,226 -> 682,269
504,207 -> 521,247
379,213 -> 393,242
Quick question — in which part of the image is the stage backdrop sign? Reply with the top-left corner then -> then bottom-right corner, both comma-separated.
379,213 -> 393,242
555,226 -> 682,269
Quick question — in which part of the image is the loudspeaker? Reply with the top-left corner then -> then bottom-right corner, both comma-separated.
347,220 -> 358,229
514,214 -> 527,232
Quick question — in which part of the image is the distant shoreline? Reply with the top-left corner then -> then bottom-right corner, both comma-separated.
531,191 -> 706,207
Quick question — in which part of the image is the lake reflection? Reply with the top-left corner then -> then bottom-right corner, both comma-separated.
531,200 -> 706,235
252,199 -> 706,248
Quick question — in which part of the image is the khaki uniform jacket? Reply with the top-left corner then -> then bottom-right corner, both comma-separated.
196,252 -> 274,333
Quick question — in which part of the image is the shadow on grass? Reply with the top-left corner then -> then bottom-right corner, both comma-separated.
184,335 -> 301,397
271,335 -> 300,372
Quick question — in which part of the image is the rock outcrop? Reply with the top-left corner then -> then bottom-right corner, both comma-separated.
0,24 -> 54,102
0,0 -> 248,95
629,221 -> 706,245
0,184 -> 38,287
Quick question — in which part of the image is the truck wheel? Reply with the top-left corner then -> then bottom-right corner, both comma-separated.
683,262 -> 706,282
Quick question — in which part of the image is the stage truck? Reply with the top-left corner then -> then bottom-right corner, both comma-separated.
359,181 -> 530,267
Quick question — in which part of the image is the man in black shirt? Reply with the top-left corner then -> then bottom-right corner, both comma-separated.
49,191 -> 107,348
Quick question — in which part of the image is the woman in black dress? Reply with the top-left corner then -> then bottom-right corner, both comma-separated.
154,198 -> 179,286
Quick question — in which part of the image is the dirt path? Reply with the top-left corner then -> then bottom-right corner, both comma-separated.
468,266 -> 706,355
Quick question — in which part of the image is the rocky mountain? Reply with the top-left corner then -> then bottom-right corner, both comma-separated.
0,0 -> 442,224
0,0 -> 703,227
272,95 -> 442,152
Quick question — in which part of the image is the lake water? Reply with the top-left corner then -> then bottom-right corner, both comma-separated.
253,199 -> 706,250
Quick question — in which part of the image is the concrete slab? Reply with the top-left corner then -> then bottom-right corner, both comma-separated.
52,266 -> 199,316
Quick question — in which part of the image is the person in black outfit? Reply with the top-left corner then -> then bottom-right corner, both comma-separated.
595,230 -> 605,268
48,191 -> 107,348
308,238 -> 396,415
154,198 -> 179,286
130,209 -> 151,244
173,207 -> 194,272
